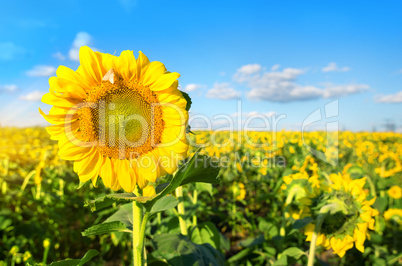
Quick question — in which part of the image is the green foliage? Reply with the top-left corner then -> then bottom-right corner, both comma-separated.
151,233 -> 225,265
47,249 -> 99,266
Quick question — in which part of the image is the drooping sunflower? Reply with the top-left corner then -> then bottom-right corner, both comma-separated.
301,173 -> 379,257
40,46 -> 189,192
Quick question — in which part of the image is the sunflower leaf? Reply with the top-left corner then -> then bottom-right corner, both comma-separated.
82,221 -> 130,236
180,90 -> 192,111
84,193 -> 136,212
152,233 -> 225,265
142,149 -> 220,210
48,249 -> 99,266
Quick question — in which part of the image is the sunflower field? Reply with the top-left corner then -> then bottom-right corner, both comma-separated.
1,127 -> 401,265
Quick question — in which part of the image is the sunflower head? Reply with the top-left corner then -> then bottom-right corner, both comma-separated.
232,182 -> 246,201
40,46 -> 189,192
300,173 -> 379,257
387,185 -> 402,199
384,208 -> 402,229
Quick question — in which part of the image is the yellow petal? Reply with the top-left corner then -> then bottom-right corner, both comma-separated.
117,160 -> 135,192
95,51 -> 117,77
137,152 -> 159,182
58,137 -> 94,161
79,46 -> 103,86
136,51 -> 150,80
143,185 -> 156,197
150,72 -> 180,91
100,156 -> 113,188
73,150 -> 102,183
56,65 -> 92,91
49,77 -> 86,100
116,50 -> 136,81
42,92 -> 81,108
142,61 -> 166,86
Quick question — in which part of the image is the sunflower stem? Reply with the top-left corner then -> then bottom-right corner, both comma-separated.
365,175 -> 377,197
176,186 -> 188,235
192,189 -> 198,226
133,187 -> 144,266
307,214 -> 325,266
280,187 -> 298,237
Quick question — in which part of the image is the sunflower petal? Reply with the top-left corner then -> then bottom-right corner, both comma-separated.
116,50 -> 137,81
79,46 -> 103,86
136,51 -> 150,81
150,72 -> 180,91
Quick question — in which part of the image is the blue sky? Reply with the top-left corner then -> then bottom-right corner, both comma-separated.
0,0 -> 401,131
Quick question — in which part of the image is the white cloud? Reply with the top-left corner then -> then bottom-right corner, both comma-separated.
0,84 -> 18,93
322,84 -> 369,98
233,64 -> 263,83
237,64 -> 262,75
375,91 -> 402,103
183,84 -> 202,92
69,32 -> 93,61
322,62 -> 350,72
26,65 -> 56,77
52,52 -> 66,60
234,64 -> 368,102
0,42 -> 26,61
19,90 -> 44,101
271,64 -> 280,71
206,82 -> 240,100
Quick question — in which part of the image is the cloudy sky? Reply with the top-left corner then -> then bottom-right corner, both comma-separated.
0,0 -> 401,131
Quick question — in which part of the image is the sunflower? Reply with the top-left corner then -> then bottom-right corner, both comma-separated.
384,208 -> 402,228
301,173 -> 378,257
387,185 -> 402,199
40,46 -> 189,192
232,182 -> 246,201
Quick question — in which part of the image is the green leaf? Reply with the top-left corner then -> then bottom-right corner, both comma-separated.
143,150 -> 220,209
227,247 -> 254,263
273,254 -> 288,266
195,183 -> 213,197
82,221 -> 129,236
152,233 -> 225,266
155,182 -> 170,194
281,247 -> 306,259
49,249 -> 99,266
293,217 -> 313,229
190,222 -> 221,250
150,195 -> 179,215
84,193 -> 136,212
258,220 -> 279,237
239,234 -> 265,248
179,90 -> 192,111
103,203 -> 133,230
77,180 -> 90,189
177,153 -> 221,187
373,196 -> 388,213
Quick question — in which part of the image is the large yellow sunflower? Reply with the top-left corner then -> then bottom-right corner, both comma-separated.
301,173 -> 378,257
40,46 -> 189,192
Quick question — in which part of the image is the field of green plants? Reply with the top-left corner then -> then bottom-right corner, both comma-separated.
0,127 -> 401,265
